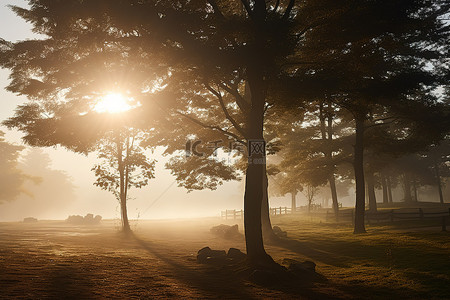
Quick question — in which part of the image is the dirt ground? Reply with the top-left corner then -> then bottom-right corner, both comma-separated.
0,217 -> 449,299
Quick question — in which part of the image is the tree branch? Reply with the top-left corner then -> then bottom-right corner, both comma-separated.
176,111 -> 246,145
207,0 -> 225,19
204,82 -> 247,138
240,0 -> 253,17
271,0 -> 280,13
282,0 -> 295,20
218,81 -> 250,114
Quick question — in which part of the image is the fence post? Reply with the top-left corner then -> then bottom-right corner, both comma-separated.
285,207 -> 287,214
233,209 -> 236,220
419,208 -> 424,219
390,209 -> 394,222
442,216 -> 447,232
240,209 -> 243,219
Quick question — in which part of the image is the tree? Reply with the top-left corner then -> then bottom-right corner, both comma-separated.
289,0 -> 450,233
92,129 -> 156,232
0,131 -> 33,204
0,0 -> 304,265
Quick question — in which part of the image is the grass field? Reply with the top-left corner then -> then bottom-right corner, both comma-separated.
0,215 -> 449,299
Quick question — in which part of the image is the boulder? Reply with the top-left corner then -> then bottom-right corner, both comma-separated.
227,248 -> 247,261
272,226 -> 287,238
197,247 -> 227,264
210,224 -> 242,239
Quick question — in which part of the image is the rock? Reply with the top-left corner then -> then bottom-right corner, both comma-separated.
227,248 -> 247,261
23,217 -> 38,223
197,247 -> 227,264
210,224 -> 242,239
272,226 -> 287,238
94,215 -> 102,223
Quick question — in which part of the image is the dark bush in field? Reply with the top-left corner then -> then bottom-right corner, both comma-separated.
67,214 -> 102,225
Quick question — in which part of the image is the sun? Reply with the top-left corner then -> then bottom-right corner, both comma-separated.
94,93 -> 132,113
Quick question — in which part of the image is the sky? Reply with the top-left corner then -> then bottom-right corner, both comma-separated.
0,0 -> 302,221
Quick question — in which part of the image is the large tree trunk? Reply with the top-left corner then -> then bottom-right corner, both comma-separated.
261,172 -> 277,241
381,174 -> 388,204
367,171 -> 377,212
353,116 -> 366,233
244,64 -> 272,265
434,161 -> 444,204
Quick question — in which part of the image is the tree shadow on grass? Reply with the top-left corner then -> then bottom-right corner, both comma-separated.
131,233 -> 338,299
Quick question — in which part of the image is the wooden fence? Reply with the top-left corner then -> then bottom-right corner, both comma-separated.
221,207 -> 293,219
221,209 -> 244,220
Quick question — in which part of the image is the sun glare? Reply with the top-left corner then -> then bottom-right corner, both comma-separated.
94,93 -> 132,113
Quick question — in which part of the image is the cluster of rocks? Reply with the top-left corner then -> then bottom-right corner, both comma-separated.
272,226 -> 287,238
210,224 -> 243,239
197,247 -> 247,264
23,217 -> 38,223
66,213 -> 102,225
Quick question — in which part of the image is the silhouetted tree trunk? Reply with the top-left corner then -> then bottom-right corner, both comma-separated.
381,174 -> 389,204
387,176 -> 393,203
402,174 -> 413,202
117,137 -> 131,233
434,161 -> 444,204
243,61 -> 272,265
367,171 -> 377,212
261,172 -> 277,241
354,115 -> 366,233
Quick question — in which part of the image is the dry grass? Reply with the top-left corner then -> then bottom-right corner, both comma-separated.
0,216 -> 448,299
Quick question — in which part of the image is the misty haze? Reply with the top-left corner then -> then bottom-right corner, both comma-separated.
0,1 -> 449,299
